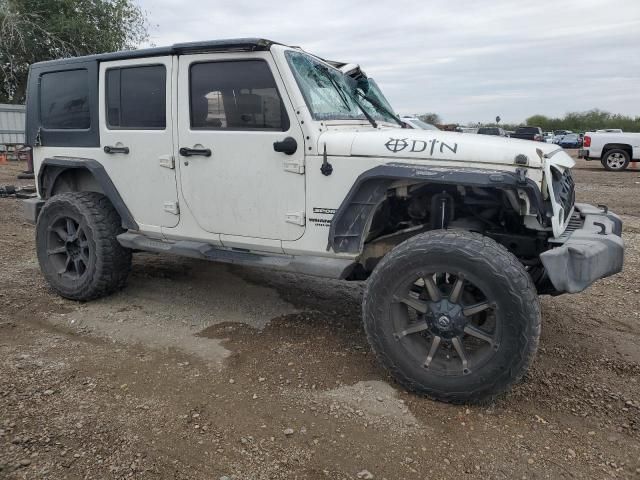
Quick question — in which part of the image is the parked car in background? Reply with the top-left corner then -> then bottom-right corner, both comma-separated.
543,131 -> 554,143
579,130 -> 640,171
510,126 -> 544,141
596,129 -> 623,133
401,116 -> 440,130
558,133 -> 582,149
477,126 -> 508,137
554,130 -> 572,137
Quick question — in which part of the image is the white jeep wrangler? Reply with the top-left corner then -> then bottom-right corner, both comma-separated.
23,38 -> 624,403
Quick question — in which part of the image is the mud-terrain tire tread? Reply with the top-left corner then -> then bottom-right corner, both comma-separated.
36,192 -> 132,301
363,230 -> 541,404
601,148 -> 630,171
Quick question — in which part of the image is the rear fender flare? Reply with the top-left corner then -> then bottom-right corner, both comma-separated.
38,157 -> 138,230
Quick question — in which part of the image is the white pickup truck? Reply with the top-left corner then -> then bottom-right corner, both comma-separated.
579,131 -> 640,171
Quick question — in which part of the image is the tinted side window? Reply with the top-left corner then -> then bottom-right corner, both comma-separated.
190,60 -> 288,131
40,70 -> 90,129
106,65 -> 166,129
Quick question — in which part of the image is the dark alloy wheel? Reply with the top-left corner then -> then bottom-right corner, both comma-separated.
391,271 -> 499,377
363,230 -> 540,404
46,215 -> 92,281
36,192 -> 132,301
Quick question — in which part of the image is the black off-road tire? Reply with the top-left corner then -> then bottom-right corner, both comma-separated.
363,230 -> 541,404
601,149 -> 630,171
36,192 -> 132,301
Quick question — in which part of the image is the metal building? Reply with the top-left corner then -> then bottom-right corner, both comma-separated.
0,104 -> 26,146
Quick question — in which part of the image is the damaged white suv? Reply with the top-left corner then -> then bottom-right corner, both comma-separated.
23,39 -> 624,403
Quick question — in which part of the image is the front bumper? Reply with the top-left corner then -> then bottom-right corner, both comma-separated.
540,203 -> 623,294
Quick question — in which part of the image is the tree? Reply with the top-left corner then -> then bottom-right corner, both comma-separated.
418,113 -> 441,126
0,0 -> 149,103
525,114 -> 551,130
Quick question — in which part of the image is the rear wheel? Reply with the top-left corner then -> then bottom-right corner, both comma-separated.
363,230 -> 540,404
36,192 -> 132,301
601,149 -> 630,171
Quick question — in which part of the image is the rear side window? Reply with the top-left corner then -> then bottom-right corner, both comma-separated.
106,65 -> 166,129
40,70 -> 90,129
189,60 -> 288,131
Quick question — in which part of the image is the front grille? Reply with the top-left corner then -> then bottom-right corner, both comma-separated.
551,210 -> 582,243
551,168 -> 575,221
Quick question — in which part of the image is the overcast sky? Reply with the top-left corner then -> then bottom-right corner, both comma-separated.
137,0 -> 640,124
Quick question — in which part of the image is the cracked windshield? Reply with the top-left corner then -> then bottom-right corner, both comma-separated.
286,50 -> 399,124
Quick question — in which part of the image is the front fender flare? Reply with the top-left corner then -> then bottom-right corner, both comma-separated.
327,163 -> 547,254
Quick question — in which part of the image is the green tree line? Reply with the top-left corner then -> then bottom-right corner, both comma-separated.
468,109 -> 640,133
524,110 -> 640,133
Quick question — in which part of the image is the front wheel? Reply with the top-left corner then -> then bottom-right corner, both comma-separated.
602,149 -> 630,171
363,230 -> 541,404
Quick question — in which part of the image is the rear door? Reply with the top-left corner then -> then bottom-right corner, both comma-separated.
175,52 -> 306,244
98,56 -> 179,232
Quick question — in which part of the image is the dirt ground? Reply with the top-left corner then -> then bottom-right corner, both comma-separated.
0,153 -> 639,480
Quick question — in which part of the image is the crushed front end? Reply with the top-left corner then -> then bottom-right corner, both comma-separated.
540,203 -> 623,294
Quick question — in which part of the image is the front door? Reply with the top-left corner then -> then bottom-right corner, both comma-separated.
176,52 -> 306,242
99,56 -> 179,231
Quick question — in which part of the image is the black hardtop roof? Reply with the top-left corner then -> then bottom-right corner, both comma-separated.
31,38 -> 284,68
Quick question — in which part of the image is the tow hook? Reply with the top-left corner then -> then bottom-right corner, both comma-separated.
593,222 -> 607,235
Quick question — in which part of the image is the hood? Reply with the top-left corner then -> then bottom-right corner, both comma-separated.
318,129 -> 574,169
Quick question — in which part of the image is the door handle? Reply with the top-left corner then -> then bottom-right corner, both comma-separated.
104,145 -> 129,154
179,147 -> 212,157
273,137 -> 297,155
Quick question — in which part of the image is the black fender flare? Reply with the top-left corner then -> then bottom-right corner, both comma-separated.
38,157 -> 138,230
327,163 -> 548,254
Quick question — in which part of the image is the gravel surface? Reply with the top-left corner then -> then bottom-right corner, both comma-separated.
0,154 -> 639,479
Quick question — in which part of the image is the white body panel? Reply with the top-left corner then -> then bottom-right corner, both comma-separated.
584,131 -> 640,160
98,56 -> 179,229
173,52 -> 306,247
318,129 -> 567,169
31,43 -> 575,259
33,56 -> 180,233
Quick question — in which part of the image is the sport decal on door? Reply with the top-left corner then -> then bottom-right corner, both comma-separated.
309,207 -> 336,228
